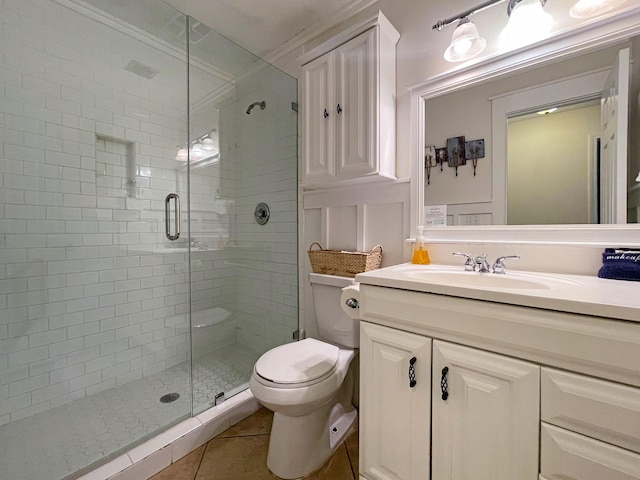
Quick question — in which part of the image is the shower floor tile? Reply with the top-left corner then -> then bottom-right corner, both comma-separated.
0,343 -> 260,480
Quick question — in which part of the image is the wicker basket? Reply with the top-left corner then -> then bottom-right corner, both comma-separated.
307,242 -> 383,278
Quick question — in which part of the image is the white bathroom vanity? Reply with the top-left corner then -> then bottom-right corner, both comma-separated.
355,264 -> 640,480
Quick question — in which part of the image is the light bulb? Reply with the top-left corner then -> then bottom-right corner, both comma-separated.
190,143 -> 205,160
201,138 -> 218,152
444,18 -> 487,63
500,0 -> 553,50
570,0 -> 626,18
454,39 -> 473,56
175,148 -> 188,162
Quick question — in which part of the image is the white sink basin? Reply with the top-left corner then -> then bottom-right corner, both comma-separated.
355,263 -> 640,323
380,264 -> 584,292
405,270 -> 552,290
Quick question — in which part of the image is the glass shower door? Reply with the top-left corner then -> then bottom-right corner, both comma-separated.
0,1 -> 192,478
187,17 -> 299,414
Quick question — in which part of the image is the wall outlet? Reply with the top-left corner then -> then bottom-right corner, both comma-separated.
464,214 -> 482,225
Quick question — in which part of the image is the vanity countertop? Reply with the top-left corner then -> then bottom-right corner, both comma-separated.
355,263 -> 640,322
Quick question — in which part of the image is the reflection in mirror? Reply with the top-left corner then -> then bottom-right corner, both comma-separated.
507,99 -> 601,225
423,36 -> 640,227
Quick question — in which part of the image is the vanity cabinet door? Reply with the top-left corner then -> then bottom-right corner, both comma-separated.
431,340 -> 540,480
360,322 -> 432,480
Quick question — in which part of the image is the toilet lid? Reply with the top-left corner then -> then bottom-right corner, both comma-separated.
255,338 -> 339,385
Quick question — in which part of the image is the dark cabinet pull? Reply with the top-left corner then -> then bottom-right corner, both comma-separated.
337,103 -> 342,114
441,366 -> 449,400
408,357 -> 417,388
323,108 -> 329,119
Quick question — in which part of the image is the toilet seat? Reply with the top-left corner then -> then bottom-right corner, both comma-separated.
255,338 -> 339,387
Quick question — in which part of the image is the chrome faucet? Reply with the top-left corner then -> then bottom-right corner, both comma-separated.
453,252 -> 520,273
475,253 -> 491,273
492,255 -> 520,274
452,252 -> 475,271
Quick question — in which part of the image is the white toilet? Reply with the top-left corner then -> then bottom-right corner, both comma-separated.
249,273 -> 359,479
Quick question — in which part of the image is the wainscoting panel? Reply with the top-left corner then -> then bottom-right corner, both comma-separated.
301,180 -> 410,335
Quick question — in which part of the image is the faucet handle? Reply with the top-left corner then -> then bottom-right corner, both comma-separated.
452,252 -> 475,271
492,255 -> 520,274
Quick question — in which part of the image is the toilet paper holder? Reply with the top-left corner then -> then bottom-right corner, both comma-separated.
345,298 -> 359,309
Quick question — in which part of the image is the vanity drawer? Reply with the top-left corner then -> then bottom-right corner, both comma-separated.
541,423 -> 640,479
541,368 -> 640,454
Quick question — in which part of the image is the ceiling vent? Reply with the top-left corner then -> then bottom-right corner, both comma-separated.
124,60 -> 159,79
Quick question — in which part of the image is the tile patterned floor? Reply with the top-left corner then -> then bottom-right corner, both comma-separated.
149,408 -> 359,480
0,343 -> 260,480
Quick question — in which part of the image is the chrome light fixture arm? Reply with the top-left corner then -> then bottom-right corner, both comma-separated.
432,0 -> 507,30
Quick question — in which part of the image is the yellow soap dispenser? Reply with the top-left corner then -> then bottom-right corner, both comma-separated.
411,226 -> 431,265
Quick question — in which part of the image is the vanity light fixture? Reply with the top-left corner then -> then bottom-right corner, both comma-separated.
444,17 -> 487,62
175,129 -> 219,164
499,0 -> 553,49
434,0 -> 555,61
433,0 -> 498,63
570,0 -> 627,18
537,107 -> 558,115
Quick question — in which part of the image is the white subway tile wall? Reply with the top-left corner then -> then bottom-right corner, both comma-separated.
229,65 -> 298,354
0,0 -> 298,428
0,0 -> 191,424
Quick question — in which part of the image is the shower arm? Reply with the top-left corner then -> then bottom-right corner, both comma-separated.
246,100 -> 266,115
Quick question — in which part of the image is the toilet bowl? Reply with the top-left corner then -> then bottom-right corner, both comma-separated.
249,273 -> 358,479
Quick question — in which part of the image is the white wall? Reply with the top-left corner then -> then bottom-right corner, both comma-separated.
231,65 -> 299,354
507,104 -> 600,225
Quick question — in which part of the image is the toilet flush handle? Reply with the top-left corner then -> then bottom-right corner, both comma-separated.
345,298 -> 359,309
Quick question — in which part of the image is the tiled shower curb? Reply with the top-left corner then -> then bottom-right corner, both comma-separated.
77,390 -> 260,480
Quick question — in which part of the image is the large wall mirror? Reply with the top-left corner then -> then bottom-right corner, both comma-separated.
411,8 -> 640,246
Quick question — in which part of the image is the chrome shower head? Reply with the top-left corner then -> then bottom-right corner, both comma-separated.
246,100 -> 266,115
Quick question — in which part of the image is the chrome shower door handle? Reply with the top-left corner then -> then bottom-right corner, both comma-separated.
165,193 -> 180,241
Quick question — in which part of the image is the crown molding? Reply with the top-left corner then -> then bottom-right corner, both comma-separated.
262,0 -> 378,68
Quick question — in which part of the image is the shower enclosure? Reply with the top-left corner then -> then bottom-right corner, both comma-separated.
0,1 -> 298,479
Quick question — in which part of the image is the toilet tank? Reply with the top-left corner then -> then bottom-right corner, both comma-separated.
309,273 -> 359,348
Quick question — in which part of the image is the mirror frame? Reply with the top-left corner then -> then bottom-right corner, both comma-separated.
410,6 -> 640,247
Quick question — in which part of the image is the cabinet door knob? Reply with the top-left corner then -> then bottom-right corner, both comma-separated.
323,108 -> 329,119
337,103 -> 342,114
408,356 -> 417,388
441,366 -> 449,400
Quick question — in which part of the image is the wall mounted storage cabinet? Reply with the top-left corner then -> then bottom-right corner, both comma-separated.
300,13 -> 399,187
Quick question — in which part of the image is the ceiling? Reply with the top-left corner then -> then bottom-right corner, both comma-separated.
162,0 -> 364,57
